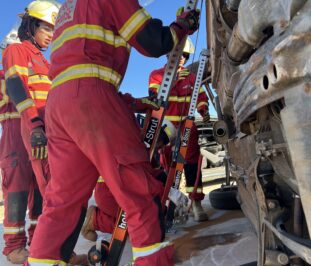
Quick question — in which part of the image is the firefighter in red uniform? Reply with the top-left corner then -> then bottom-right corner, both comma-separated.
27,0 -> 200,265
3,2 -> 88,265
2,1 -> 60,196
81,119 -> 179,242
149,38 -> 210,222
0,28 -> 43,264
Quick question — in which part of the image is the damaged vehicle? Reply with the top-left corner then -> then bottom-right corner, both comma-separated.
204,0 -> 311,265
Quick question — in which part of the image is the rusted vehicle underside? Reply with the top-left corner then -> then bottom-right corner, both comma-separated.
205,0 -> 311,264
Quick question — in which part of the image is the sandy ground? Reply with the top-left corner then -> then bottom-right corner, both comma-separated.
0,167 -> 258,265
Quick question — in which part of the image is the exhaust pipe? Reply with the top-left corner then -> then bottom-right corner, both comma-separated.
213,120 -> 229,144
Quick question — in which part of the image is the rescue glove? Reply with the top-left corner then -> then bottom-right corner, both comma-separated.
132,97 -> 160,113
176,8 -> 200,35
30,126 -> 48,159
170,8 -> 200,42
178,69 -> 190,80
203,112 -> 210,123
198,106 -> 210,124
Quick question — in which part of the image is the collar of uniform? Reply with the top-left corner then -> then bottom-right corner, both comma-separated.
22,40 -> 42,55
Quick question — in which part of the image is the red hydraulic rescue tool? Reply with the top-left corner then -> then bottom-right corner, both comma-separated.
87,1 -> 200,265
161,49 -> 209,230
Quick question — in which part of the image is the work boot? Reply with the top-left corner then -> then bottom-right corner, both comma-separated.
192,200 -> 208,222
7,247 -> 29,264
68,252 -> 89,266
81,205 -> 97,242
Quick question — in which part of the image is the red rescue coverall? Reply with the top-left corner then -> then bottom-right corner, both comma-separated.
149,66 -> 209,200
93,177 -> 119,233
0,70 -> 42,255
2,41 -> 51,195
28,0 -> 186,265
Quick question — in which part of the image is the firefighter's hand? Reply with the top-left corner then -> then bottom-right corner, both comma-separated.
132,97 -> 160,113
30,126 -> 47,159
178,69 -> 190,80
203,112 -> 210,123
176,8 -> 200,35
198,106 -> 210,124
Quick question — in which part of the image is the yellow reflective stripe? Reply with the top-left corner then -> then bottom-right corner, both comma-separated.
197,102 -> 208,109
52,24 -> 130,53
0,112 -> 20,121
149,83 -> 160,92
28,75 -> 51,85
97,176 -> 105,183
52,64 -> 122,89
165,115 -> 187,122
119,8 -> 151,41
186,187 -> 203,193
132,241 -> 171,260
164,126 -> 172,138
28,257 -> 66,266
29,219 -> 38,225
3,226 -> 25,234
29,91 -> 49,100
0,79 -> 9,107
168,96 -> 191,102
5,65 -> 28,79
169,28 -> 179,48
199,87 -> 205,93
16,98 -> 36,113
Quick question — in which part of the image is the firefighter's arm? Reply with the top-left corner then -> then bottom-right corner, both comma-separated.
114,0 -> 200,58
3,45 -> 44,130
148,70 -> 162,97
3,45 -> 47,159
196,86 -> 210,123
119,92 -> 159,113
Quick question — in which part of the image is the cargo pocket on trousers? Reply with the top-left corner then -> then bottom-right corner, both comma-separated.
0,154 -> 19,189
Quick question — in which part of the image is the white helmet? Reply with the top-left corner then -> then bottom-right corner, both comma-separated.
183,37 -> 195,54
0,26 -> 20,50
20,0 -> 60,26
162,119 -> 177,144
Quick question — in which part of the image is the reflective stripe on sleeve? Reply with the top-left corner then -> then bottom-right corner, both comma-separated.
16,98 -> 36,113
5,65 -> 28,79
169,28 -> 179,48
119,9 -> 151,41
149,83 -> 160,92
197,102 -> 208,109
132,241 -> 171,261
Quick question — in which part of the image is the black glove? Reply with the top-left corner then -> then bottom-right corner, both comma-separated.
30,126 -> 47,159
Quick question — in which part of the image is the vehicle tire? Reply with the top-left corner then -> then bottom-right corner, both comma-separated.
209,186 -> 240,210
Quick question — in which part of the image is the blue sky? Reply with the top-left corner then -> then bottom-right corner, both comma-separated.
1,1 -> 215,114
